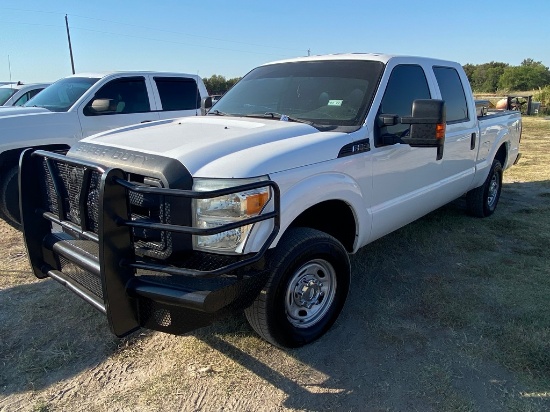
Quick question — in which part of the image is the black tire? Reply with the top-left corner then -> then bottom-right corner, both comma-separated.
466,159 -> 503,218
245,227 -> 350,348
0,165 -> 22,229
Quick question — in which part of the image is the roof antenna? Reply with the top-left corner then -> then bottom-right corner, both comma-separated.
8,54 -> 12,87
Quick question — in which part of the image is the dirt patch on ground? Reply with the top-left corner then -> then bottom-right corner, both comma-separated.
1,120 -> 550,411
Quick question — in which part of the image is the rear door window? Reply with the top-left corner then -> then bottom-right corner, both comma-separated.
154,77 -> 200,111
433,67 -> 469,123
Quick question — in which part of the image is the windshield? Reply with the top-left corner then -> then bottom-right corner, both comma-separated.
212,60 -> 384,130
24,77 -> 99,112
0,88 -> 17,105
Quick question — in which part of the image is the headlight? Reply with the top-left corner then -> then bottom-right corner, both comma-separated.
192,177 -> 271,254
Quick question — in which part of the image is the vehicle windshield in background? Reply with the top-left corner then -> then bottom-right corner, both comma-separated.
0,88 -> 17,105
24,77 -> 99,112
212,60 -> 384,130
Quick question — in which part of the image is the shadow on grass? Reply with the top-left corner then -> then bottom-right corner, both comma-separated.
0,280 -> 119,396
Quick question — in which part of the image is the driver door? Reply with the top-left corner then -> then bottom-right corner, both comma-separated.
369,64 -> 443,240
78,76 -> 159,137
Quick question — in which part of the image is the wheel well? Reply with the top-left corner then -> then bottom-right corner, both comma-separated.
288,200 -> 356,252
494,144 -> 507,167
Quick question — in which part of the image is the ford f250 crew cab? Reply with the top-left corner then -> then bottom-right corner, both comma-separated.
20,54 -> 521,348
0,71 -> 208,226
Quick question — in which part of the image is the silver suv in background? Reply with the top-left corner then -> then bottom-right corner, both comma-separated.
0,82 -> 51,106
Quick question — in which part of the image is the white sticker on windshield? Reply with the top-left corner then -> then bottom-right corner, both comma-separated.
328,100 -> 343,106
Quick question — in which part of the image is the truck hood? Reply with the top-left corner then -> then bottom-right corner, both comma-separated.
76,116 -> 352,177
0,106 -> 50,117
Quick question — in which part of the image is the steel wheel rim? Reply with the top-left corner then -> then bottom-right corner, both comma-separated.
487,171 -> 500,208
285,259 -> 337,328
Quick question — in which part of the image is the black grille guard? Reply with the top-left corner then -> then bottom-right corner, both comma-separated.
19,148 -> 280,337
23,149 -> 280,275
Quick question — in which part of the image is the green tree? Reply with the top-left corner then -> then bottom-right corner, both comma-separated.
203,75 -> 242,95
203,74 -> 226,95
463,63 -> 475,82
498,59 -> 550,91
464,62 -> 508,92
226,77 -> 240,90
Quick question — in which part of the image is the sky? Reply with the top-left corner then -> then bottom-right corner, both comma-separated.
1,0 -> 549,84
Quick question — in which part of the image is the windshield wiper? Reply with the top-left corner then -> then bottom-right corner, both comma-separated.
245,112 -> 315,126
208,109 -> 229,116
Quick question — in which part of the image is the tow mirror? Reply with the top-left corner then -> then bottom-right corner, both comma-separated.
401,99 -> 446,160
201,96 -> 212,115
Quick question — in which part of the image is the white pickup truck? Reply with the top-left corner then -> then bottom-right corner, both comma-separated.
0,71 -> 208,226
20,54 -> 521,348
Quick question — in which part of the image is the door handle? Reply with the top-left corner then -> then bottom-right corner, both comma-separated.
470,133 -> 476,150
141,120 -> 154,123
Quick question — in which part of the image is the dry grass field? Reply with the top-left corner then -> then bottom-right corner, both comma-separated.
1,117 -> 549,411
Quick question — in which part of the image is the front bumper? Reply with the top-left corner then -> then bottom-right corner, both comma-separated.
19,149 -> 280,337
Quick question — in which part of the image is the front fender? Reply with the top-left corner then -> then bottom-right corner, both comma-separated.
245,171 -> 370,254
0,112 -> 82,154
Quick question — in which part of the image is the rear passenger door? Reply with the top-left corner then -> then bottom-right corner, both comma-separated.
432,66 -> 477,192
78,76 -> 159,137
151,76 -> 201,119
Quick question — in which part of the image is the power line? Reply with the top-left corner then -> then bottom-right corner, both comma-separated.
0,20 -> 63,29
68,14 -> 305,53
0,18 -> 300,59
69,26 -> 294,58
0,7 -> 305,54
0,20 -> 303,60
1,6 -> 63,15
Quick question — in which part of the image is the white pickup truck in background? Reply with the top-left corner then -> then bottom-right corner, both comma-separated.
0,71 -> 209,226
20,53 -> 521,348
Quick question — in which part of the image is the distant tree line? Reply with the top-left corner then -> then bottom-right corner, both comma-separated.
463,58 -> 550,92
203,74 -> 241,95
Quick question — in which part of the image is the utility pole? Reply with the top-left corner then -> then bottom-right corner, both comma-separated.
65,14 -> 75,74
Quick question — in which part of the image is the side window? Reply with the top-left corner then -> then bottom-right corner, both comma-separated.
14,89 -> 44,106
377,65 -> 431,145
433,67 -> 469,123
28,88 -> 44,99
154,77 -> 199,111
14,92 -> 31,106
84,77 -> 150,116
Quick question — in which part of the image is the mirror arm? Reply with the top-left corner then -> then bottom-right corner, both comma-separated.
401,116 -> 442,124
